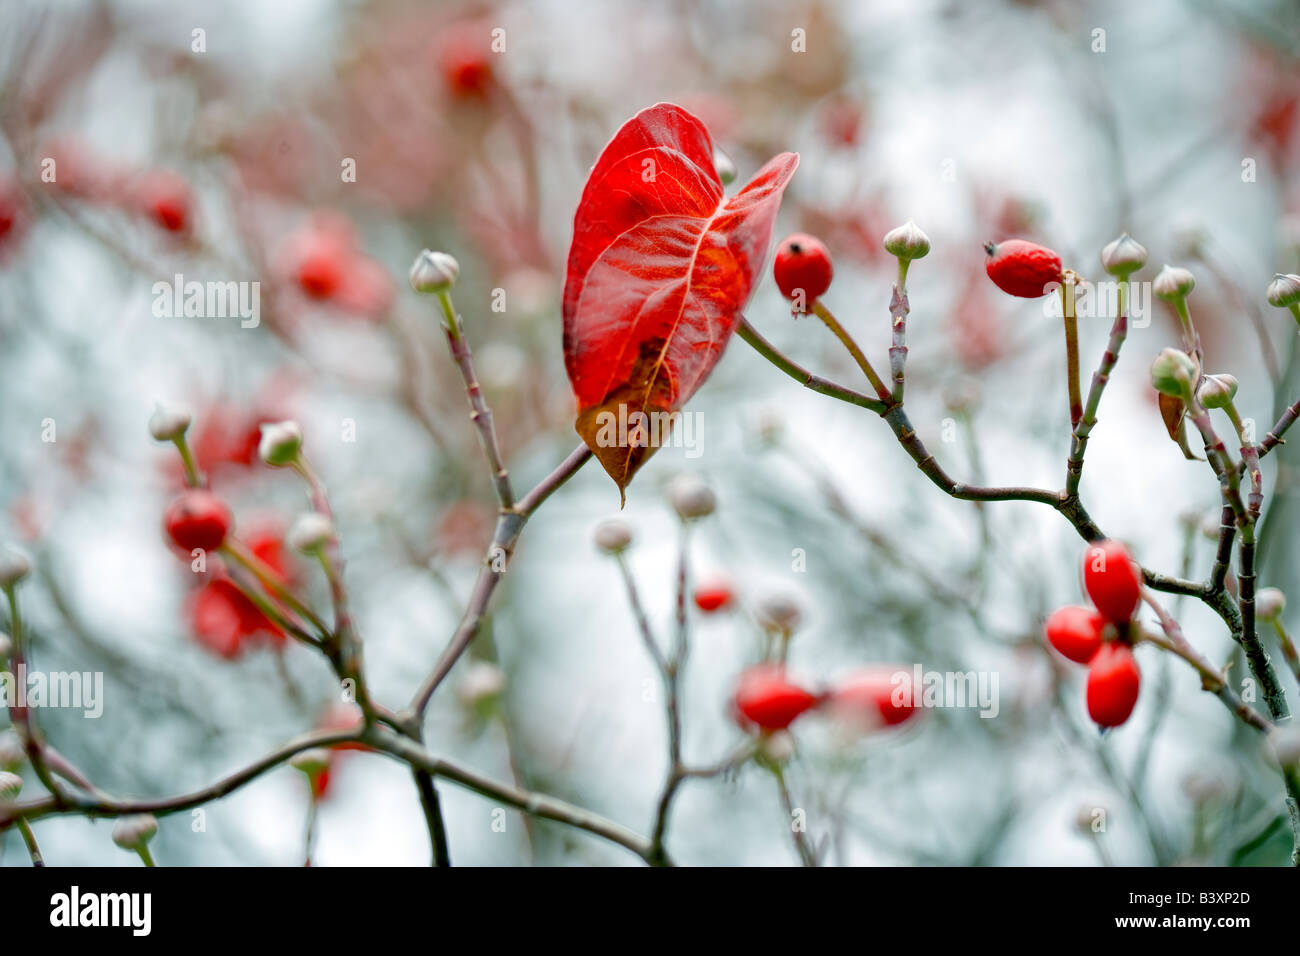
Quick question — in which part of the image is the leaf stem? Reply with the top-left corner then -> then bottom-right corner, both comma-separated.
811,301 -> 892,402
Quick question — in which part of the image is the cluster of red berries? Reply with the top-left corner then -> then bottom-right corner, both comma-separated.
731,664 -> 918,733
162,483 -> 299,658
1044,540 -> 1144,728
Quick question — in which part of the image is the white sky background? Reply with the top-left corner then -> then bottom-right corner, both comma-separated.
1,0 -> 1297,865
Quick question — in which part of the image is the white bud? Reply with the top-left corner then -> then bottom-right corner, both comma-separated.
1153,264 -> 1195,301
409,250 -> 460,293
258,421 -> 303,467
0,548 -> 31,588
0,771 -> 22,802
1100,232 -> 1147,276
458,661 -> 506,710
758,730 -> 796,765
1266,273 -> 1300,309
668,474 -> 716,520
1269,727 -> 1300,768
1196,373 -> 1238,410
1256,587 -> 1286,622
148,401 -> 193,442
593,518 -> 633,555
757,593 -> 802,636
882,220 -> 931,260
111,813 -> 159,850
713,147 -> 737,186
288,512 -> 335,554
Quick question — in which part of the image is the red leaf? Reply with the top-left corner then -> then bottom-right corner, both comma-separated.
563,103 -> 798,500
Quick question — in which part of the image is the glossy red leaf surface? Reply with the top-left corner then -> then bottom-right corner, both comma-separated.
563,103 -> 798,499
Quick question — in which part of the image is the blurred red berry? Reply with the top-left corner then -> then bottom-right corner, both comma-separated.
1044,605 -> 1106,664
828,667 -> 917,729
774,233 -> 833,304
164,490 -> 231,553
1082,540 -> 1142,626
135,169 -> 193,233
732,665 -> 818,731
983,239 -> 1062,298
693,580 -> 734,613
0,177 -> 27,254
436,23 -> 494,98
1086,642 -> 1141,727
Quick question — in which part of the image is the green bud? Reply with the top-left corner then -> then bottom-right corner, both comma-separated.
883,220 -> 931,260
1195,373 -> 1238,409
1100,233 -> 1147,276
1266,273 -> 1300,309
1153,264 -> 1195,301
1150,348 -> 1196,400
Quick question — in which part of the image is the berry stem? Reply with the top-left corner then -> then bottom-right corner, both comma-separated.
1223,400 -> 1263,519
811,301 -> 893,403
1290,303 -> 1300,334
1259,392 -> 1300,457
888,280 -> 909,403
1137,592 -> 1270,732
1173,297 -> 1203,363
171,434 -> 202,488
1067,277 -> 1129,496
221,540 -> 329,637
1058,279 -> 1083,430
735,319 -> 886,412
435,289 -> 515,509
1237,525 -> 1289,722
135,844 -> 156,867
3,584 -> 63,802
16,818 -> 44,866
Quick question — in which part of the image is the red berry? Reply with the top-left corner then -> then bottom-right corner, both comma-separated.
731,665 -> 818,731
773,233 -> 833,304
693,580 -> 734,613
164,490 -> 231,553
136,170 -> 193,233
437,23 -> 494,98
1044,605 -> 1107,664
983,239 -> 1062,298
1085,642 -> 1141,727
296,245 -> 346,299
1082,539 -> 1143,625
828,668 -> 917,729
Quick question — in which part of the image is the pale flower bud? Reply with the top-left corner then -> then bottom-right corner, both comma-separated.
288,512 -> 335,554
111,813 -> 159,850
1256,587 -> 1286,622
758,730 -> 796,765
757,593 -> 802,636
1266,273 -> 1300,309
0,771 -> 22,802
1269,727 -> 1300,769
713,147 -> 737,186
409,250 -> 460,293
593,518 -> 633,555
458,661 -> 507,710
1195,373 -> 1238,410
258,421 -> 303,467
1099,233 -> 1147,276
1153,264 -> 1195,301
668,475 -> 716,520
882,220 -> 931,260
148,401 -> 192,442
0,548 -> 31,589
1149,348 -> 1196,400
